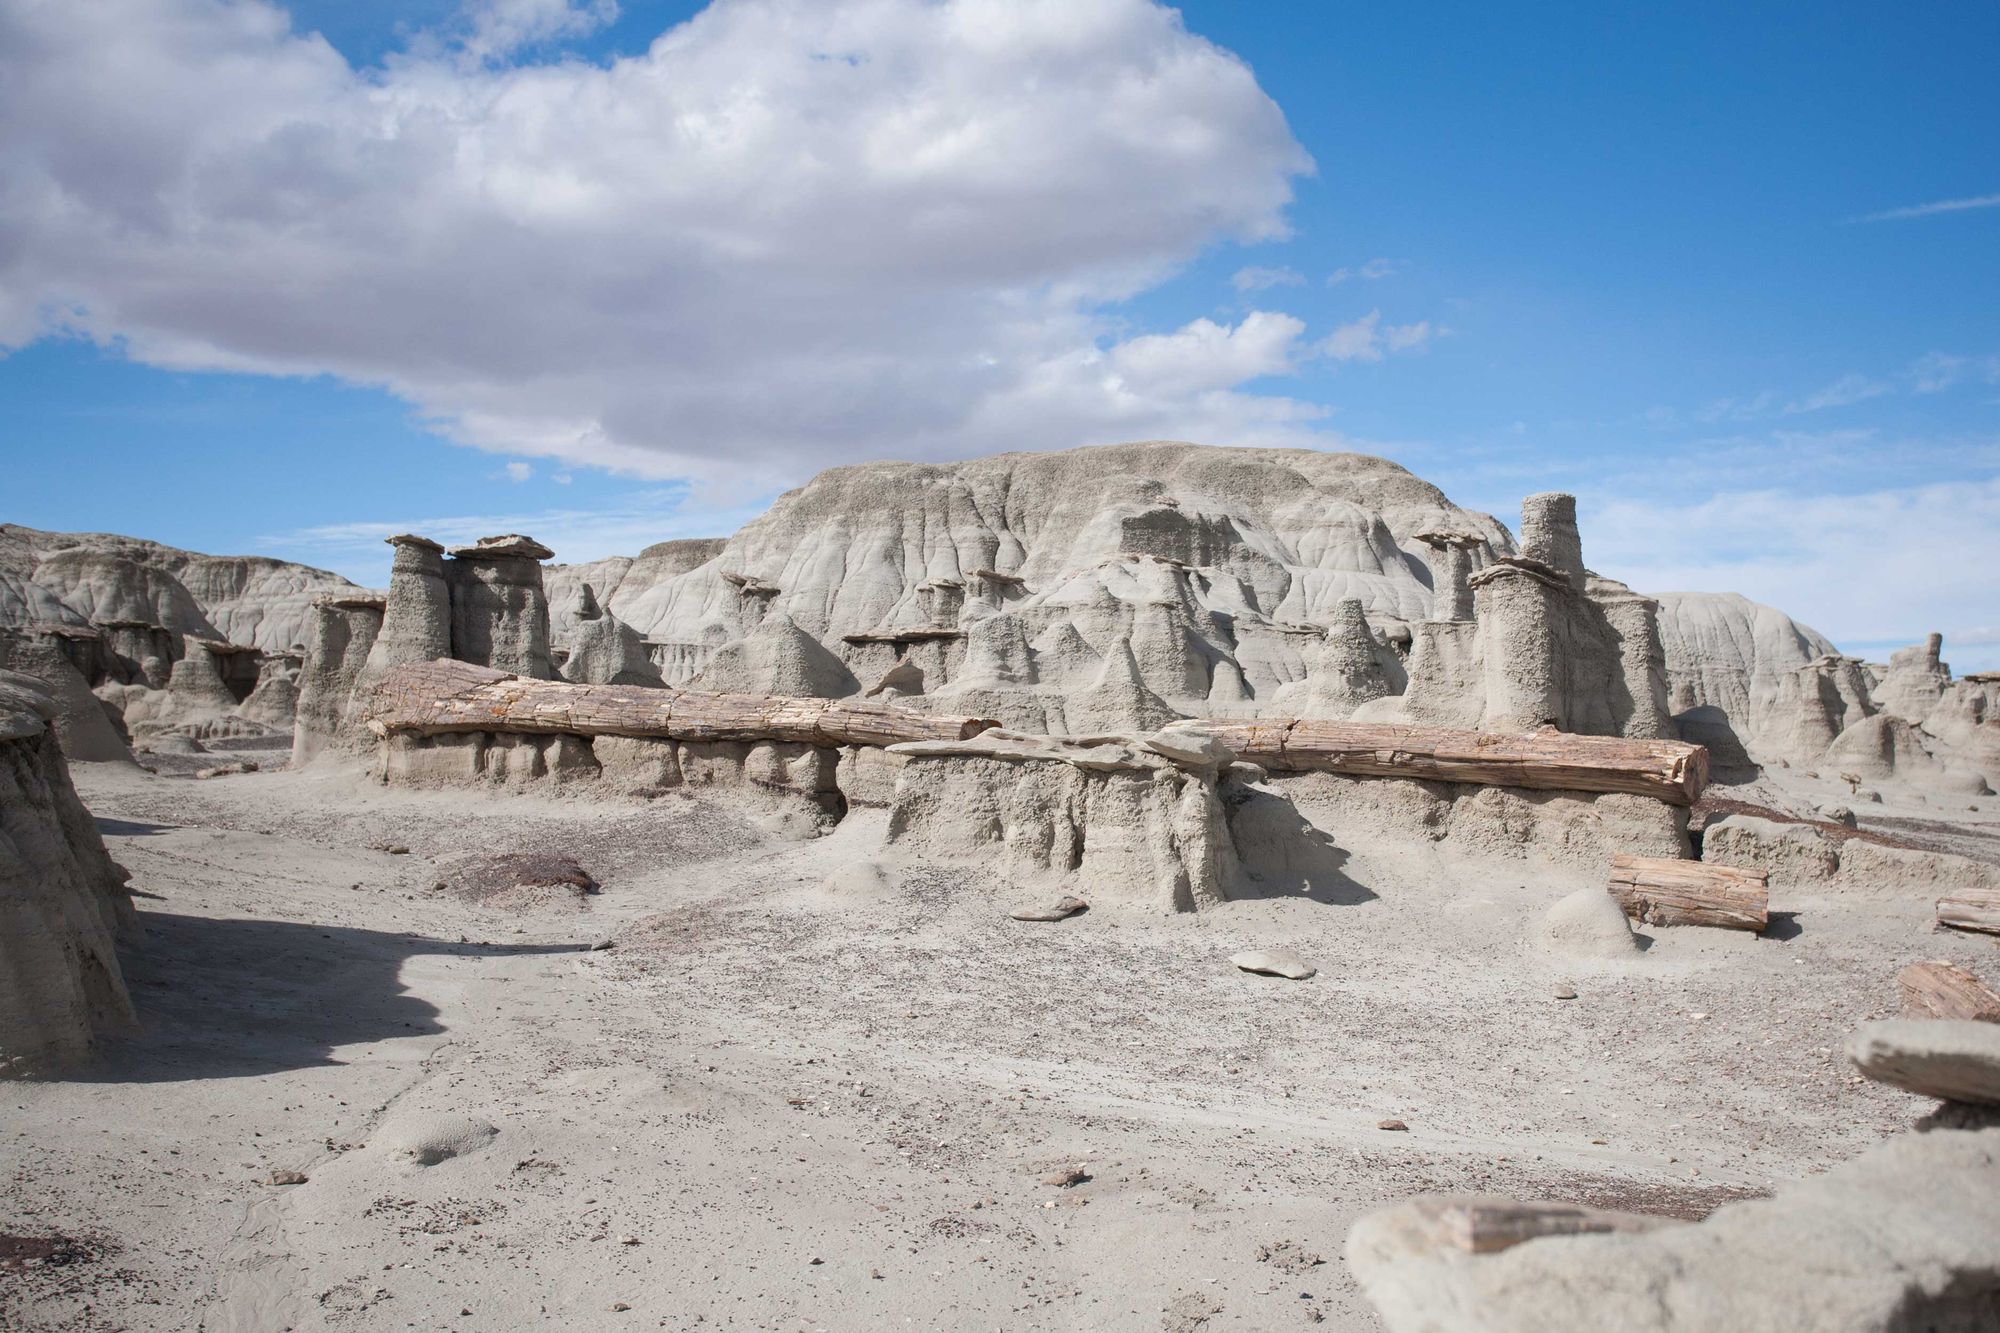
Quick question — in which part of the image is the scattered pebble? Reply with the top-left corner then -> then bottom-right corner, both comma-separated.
266,1169 -> 308,1186
1377,1119 -> 1409,1132
1553,984 -> 1578,1000
1039,1167 -> 1090,1188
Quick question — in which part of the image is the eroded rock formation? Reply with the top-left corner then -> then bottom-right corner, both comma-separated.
0,672 -> 135,1076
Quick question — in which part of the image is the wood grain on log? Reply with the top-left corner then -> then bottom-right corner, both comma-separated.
1394,1197 -> 1674,1256
1937,889 -> 2000,938
1607,853 -> 1768,931
1177,719 -> 1708,806
364,660 -> 995,748
1899,961 -> 2000,1022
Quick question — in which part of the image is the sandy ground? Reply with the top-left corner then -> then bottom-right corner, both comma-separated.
5,752 -> 1997,1332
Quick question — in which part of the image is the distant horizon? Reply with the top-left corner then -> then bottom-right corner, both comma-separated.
4,1 -> 1994,669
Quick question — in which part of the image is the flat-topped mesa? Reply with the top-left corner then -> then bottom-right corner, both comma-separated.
444,534 -> 556,680
1413,530 -> 1482,622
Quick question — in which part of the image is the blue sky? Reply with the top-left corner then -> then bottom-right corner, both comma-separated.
2,0 -> 1995,666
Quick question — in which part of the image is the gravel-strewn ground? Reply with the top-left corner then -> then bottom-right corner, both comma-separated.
3,758 -> 1986,1331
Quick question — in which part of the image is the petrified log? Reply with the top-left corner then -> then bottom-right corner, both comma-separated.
1899,961 -> 2000,1022
1938,889 -> 2000,938
1606,854 -> 1769,930
1174,719 -> 1707,805
365,659 -> 994,748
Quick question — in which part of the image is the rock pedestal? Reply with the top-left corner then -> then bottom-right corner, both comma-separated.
366,535 -> 451,674
445,536 -> 556,680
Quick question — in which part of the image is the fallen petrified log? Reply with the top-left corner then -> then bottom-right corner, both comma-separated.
1606,853 -> 1769,930
1372,1196 -> 1674,1258
365,659 -> 997,748
1937,888 -> 2000,937
1899,961 -> 2000,1022
1166,719 -> 1707,806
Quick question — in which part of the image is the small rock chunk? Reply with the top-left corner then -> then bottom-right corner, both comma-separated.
1231,949 -> 1316,980
1011,895 -> 1088,922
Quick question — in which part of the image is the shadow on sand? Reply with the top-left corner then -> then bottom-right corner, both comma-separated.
85,910 -> 590,1084
1223,786 -> 1378,906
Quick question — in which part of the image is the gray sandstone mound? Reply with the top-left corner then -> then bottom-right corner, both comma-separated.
885,727 -> 1242,912
539,443 -> 1511,715
557,583 -> 662,686
0,638 -> 131,763
1825,714 -> 1990,793
0,523 -> 360,653
1271,597 -> 1398,719
1061,634 -> 1184,734
371,1110 -> 500,1167
0,671 -> 136,1076
1701,813 -> 2000,894
544,537 -> 727,639
1537,887 -> 1642,959
1876,633 -> 1952,723
693,613 -> 859,698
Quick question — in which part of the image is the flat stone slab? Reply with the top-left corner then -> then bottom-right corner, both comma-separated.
1011,895 -> 1087,922
1231,949 -> 1316,981
1846,1018 -> 2000,1106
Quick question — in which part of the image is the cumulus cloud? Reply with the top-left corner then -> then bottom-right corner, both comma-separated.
1583,473 -> 2000,670
1317,309 -> 1437,363
1230,264 -> 1304,293
1785,372 -> 1891,414
1328,257 -> 1401,284
266,486 -> 771,579
0,0 -> 1320,491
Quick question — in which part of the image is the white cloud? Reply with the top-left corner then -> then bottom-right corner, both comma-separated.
1583,474 -> 2000,670
1328,257 -> 1401,284
1851,191 -> 2000,223
1317,309 -> 1437,363
1784,373 -> 1891,414
262,488 -> 773,583
0,0 -> 1319,492
474,0 -> 617,59
1108,311 -> 1304,392
501,460 -> 534,481
1229,264 -> 1304,292
1907,351 -> 2000,394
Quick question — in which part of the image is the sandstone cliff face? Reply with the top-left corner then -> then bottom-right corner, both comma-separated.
0,671 -> 135,1076
583,443 -> 1501,641
0,525 -> 362,743
552,443 -> 1514,727
0,524 -> 360,654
